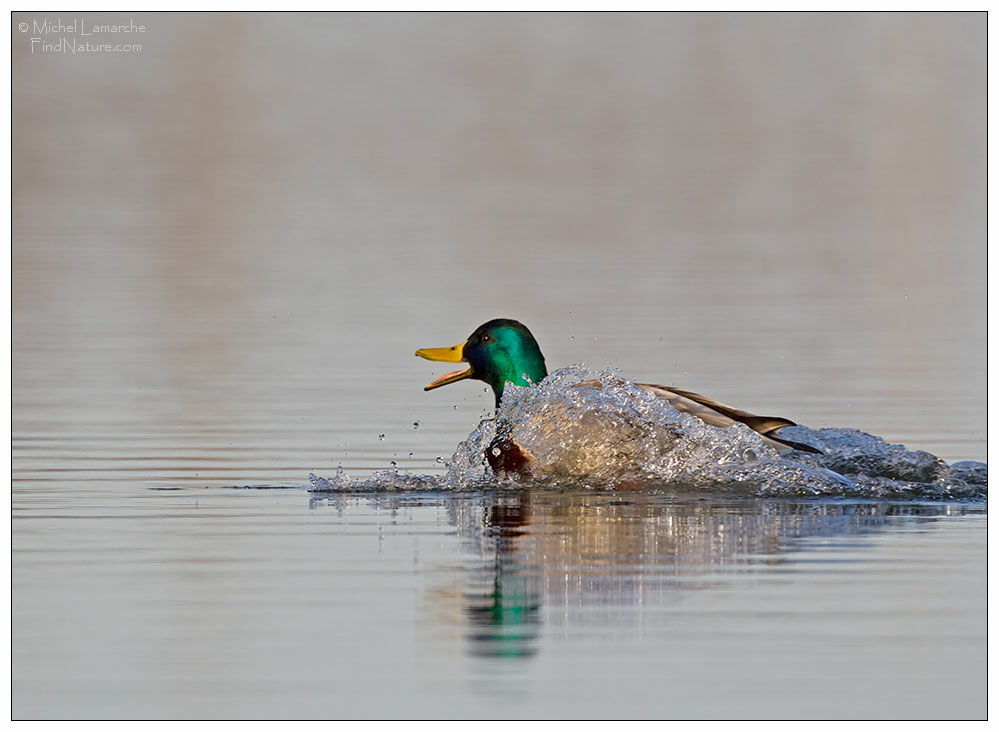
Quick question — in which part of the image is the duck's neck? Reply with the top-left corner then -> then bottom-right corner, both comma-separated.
489,354 -> 548,408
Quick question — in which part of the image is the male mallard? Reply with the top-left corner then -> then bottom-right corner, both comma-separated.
416,318 -> 820,477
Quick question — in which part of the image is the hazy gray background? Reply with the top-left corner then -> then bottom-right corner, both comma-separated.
13,12 -> 985,478
12,13 -> 986,721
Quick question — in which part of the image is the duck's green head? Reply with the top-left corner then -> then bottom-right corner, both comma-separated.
416,319 -> 548,408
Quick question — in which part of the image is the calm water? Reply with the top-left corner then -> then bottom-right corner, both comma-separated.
13,489 -> 986,719
12,13 -> 985,719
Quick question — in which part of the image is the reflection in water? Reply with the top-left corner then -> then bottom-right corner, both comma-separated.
313,490 -> 981,661
464,494 -> 541,659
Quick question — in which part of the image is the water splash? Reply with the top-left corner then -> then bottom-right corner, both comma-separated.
311,366 -> 985,499
309,468 -> 438,493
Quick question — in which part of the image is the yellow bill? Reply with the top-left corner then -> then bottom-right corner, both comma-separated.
415,343 -> 471,390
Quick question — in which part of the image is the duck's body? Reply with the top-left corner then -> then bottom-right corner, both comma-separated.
416,319 -> 819,479
623,382 -> 814,452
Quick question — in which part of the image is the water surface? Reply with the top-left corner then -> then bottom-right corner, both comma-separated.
13,486 -> 986,719
12,13 -> 986,720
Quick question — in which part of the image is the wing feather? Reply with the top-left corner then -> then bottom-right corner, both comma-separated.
570,378 -> 820,452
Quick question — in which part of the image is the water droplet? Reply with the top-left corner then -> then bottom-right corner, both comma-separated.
408,452 -> 414,458
412,421 -> 420,430
390,460 -> 397,468
453,405 -> 458,410
568,311 -> 574,317
435,456 -> 444,464
377,434 -> 385,441
569,335 -> 575,341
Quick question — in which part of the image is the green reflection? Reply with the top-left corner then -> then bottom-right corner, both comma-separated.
464,492 -> 542,659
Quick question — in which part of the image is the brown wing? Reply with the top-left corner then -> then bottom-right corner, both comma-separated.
635,383 -> 821,453
570,378 -> 820,452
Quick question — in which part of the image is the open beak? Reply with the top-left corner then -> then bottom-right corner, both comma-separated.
415,342 -> 472,391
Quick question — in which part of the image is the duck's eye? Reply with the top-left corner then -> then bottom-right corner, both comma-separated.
480,334 -> 494,344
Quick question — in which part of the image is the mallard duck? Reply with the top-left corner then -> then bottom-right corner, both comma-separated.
416,318 -> 820,477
